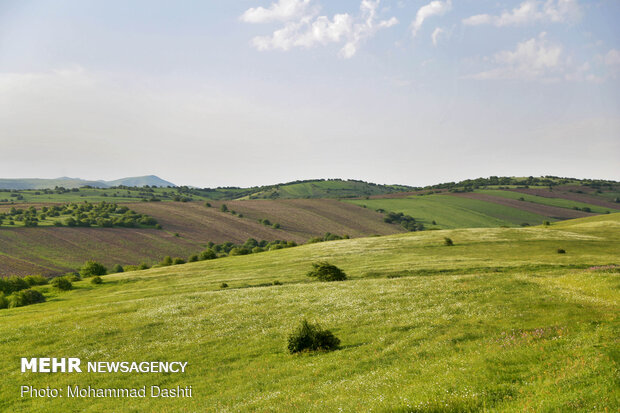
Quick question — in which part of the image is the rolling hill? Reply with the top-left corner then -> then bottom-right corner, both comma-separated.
0,200 -> 403,276
1,214 -> 618,411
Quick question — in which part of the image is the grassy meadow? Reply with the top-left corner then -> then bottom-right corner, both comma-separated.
474,189 -> 619,214
347,195 -> 555,229
0,214 -> 618,411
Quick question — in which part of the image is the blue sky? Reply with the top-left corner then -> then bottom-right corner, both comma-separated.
0,0 -> 618,187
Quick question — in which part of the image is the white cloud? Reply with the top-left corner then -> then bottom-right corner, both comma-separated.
462,0 -> 581,27
468,33 -> 564,81
240,0 -> 312,23
411,0 -> 452,37
246,0 -> 397,58
431,27 -> 444,46
605,49 -> 620,67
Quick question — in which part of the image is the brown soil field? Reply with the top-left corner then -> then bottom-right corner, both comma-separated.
0,227 -> 201,276
508,187 -> 619,209
128,199 -> 403,243
448,192 -> 595,220
0,199 -> 402,276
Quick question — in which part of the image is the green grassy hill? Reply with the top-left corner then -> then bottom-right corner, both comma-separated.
243,179 -> 412,199
347,195 -> 555,228
1,214 -> 618,412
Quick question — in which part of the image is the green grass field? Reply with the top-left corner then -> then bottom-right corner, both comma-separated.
474,189 -> 619,214
347,195 -> 554,229
1,214 -> 618,412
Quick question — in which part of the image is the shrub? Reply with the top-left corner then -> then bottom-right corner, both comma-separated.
200,249 -> 217,260
91,276 -> 103,285
65,272 -> 81,281
160,256 -> 173,266
557,248 -> 566,254
79,261 -> 107,277
172,257 -> 186,265
220,282 -> 228,289
306,262 -> 347,282
543,221 -> 551,226
252,247 -> 264,254
138,262 -> 150,270
272,223 -> 280,229
111,264 -> 124,273
205,202 -> 212,208
229,247 -> 250,256
273,280 -> 282,286
220,204 -> 228,212
51,276 -> 73,291
444,237 -> 454,246
8,289 -> 45,308
24,275 -> 48,286
0,293 -> 8,309
188,254 -> 198,262
0,276 -> 29,295
287,320 -> 340,354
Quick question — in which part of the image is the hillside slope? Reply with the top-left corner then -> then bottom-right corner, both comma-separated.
1,214 -> 618,411
0,200 -> 402,275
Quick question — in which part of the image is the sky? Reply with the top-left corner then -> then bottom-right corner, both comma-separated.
0,0 -> 618,188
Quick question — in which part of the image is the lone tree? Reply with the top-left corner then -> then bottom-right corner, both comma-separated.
306,262 -> 347,282
443,237 -> 454,246
79,260 -> 107,277
287,319 -> 340,354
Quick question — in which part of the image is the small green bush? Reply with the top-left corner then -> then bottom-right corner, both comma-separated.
172,257 -> 186,265
65,272 -> 81,281
306,262 -> 347,282
111,264 -> 124,273
200,249 -> 217,260
220,282 -> 228,289
8,289 -> 45,308
23,275 -> 48,287
138,262 -> 150,270
91,276 -> 103,285
0,276 -> 29,294
0,293 -> 8,309
51,276 -> 73,291
79,261 -> 107,277
444,237 -> 454,246
188,255 -> 198,262
287,320 -> 340,354
273,280 -> 283,286
160,256 -> 173,266
557,248 -> 566,254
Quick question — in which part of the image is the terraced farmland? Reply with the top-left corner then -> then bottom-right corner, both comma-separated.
0,200 -> 402,276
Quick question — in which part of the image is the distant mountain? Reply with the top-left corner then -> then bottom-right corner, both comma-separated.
104,175 -> 176,188
0,175 -> 175,190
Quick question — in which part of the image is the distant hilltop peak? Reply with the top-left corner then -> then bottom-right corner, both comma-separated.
0,175 -> 176,190
106,175 -> 175,188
